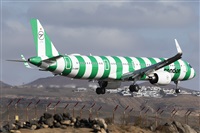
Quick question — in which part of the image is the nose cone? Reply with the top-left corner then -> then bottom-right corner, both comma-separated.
189,68 -> 196,80
193,68 -> 196,78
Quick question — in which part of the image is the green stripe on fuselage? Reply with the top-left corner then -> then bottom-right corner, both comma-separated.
100,56 -> 111,79
62,56 -> 73,76
75,56 -> 86,78
136,57 -> 146,80
124,56 -> 134,72
148,57 -> 157,65
183,61 -> 191,80
88,56 -> 98,79
159,58 -> 165,62
172,60 -> 181,81
112,56 -> 122,80
47,60 -> 57,71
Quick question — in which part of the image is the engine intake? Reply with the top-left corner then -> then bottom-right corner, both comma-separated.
149,71 -> 171,85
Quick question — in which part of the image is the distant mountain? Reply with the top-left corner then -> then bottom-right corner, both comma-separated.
0,81 -> 12,88
26,76 -> 92,87
25,76 -> 193,91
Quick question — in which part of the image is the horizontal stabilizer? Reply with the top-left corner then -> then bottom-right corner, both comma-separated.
21,55 -> 32,69
6,59 -> 27,62
7,55 -> 33,69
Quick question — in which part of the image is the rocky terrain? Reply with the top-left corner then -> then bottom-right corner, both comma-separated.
0,77 -> 200,133
1,112 -> 109,133
0,111 -> 198,133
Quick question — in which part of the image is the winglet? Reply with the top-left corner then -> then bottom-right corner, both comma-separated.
175,39 -> 182,55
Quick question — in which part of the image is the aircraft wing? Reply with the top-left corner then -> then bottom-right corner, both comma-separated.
121,39 -> 183,81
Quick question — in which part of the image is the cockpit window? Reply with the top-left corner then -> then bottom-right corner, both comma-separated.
188,63 -> 192,68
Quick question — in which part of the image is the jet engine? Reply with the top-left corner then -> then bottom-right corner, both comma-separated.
149,71 -> 171,85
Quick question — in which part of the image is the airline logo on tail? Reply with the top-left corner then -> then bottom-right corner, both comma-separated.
8,19 -> 196,95
38,30 -> 44,40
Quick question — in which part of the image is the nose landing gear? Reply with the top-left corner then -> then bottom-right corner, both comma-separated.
174,81 -> 181,94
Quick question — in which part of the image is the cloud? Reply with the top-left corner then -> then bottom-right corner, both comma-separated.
45,26 -> 142,56
2,19 -> 35,59
27,2 -> 197,29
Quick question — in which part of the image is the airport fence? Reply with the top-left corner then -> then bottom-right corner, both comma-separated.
0,98 -> 200,130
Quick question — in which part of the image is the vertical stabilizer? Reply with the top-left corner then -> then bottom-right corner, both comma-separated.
30,19 -> 59,59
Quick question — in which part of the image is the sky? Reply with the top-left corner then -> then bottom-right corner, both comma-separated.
0,0 -> 199,90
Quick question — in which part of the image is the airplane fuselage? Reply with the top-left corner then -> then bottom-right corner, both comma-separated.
35,55 -> 195,82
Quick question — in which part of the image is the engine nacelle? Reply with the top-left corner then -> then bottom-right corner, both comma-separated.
149,71 -> 172,85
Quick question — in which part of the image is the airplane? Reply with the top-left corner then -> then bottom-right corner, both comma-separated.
8,19 -> 196,94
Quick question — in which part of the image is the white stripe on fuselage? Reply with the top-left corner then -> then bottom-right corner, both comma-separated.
68,56 -> 79,77
54,57 -> 65,74
106,56 -> 117,79
130,57 -> 141,71
142,57 -> 151,67
118,56 -> 129,75
168,62 -> 175,79
94,56 -> 104,79
82,56 -> 92,78
189,67 -> 194,79
178,60 -> 186,80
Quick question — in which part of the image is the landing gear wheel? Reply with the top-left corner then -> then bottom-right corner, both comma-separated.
134,84 -> 140,92
97,81 -> 108,95
96,87 -> 106,94
129,85 -> 134,92
175,89 -> 181,94
101,88 -> 106,94
129,84 -> 140,92
96,87 -> 101,95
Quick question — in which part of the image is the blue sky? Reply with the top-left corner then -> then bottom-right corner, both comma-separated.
0,1 -> 199,90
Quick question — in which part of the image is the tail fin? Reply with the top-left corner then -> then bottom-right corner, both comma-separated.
30,19 -> 59,59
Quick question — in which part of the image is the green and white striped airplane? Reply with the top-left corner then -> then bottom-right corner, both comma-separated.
10,19 -> 196,94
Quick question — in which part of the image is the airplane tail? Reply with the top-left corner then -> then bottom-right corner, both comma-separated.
30,19 -> 59,59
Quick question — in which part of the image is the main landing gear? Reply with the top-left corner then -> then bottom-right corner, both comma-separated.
129,84 -> 140,92
96,81 -> 108,95
174,81 -> 181,94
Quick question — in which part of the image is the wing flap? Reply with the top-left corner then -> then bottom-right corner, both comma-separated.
122,39 -> 182,80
